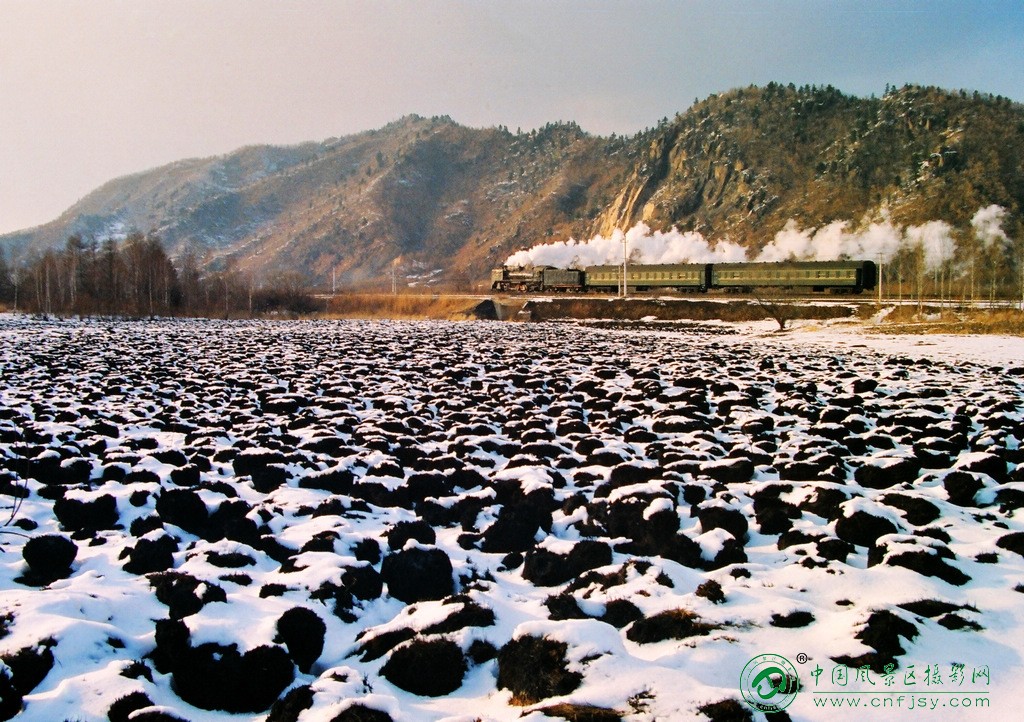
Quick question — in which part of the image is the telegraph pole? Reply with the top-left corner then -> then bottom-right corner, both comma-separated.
877,255 -> 882,306
621,233 -> 629,299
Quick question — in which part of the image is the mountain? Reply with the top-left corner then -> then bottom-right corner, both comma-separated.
3,85 -> 1023,287
597,84 -> 1024,249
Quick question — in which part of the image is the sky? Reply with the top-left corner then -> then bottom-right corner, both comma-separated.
1,0 -> 1022,236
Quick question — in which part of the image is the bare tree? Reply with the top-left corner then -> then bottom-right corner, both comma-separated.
752,289 -> 793,331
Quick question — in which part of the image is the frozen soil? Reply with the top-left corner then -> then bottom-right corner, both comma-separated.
0,316 -> 1022,721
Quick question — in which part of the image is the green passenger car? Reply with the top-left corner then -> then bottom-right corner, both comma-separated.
711,261 -> 876,293
583,264 -> 709,291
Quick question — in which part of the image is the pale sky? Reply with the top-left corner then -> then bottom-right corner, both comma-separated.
1,0 -> 1022,235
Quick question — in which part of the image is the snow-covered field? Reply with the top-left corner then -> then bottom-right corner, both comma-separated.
1,315 -> 1022,722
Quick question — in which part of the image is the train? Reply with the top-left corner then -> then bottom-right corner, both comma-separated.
491,260 -> 878,294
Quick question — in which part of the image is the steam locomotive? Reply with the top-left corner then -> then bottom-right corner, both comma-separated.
491,260 -> 877,294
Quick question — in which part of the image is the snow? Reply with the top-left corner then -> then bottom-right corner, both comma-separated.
0,314 -> 1021,721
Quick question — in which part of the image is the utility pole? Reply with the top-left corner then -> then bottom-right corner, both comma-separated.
332,269 -> 336,296
877,255 -> 883,306
621,233 -> 629,299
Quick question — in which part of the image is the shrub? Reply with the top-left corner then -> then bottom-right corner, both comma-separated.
328,705 -> 395,722
172,643 -> 294,713
149,572 -> 226,619
380,639 -> 466,697
385,520 -> 436,551
1,640 -> 55,703
266,685 -> 314,722
834,510 -> 898,548
53,494 -> 119,532
770,611 -> 815,628
536,703 -> 623,722
275,607 -> 326,673
380,547 -> 454,603
695,580 -> 726,604
107,691 -> 153,722
697,507 -> 748,541
626,609 -> 718,644
497,635 -> 582,705
122,535 -> 177,574
155,489 -> 208,535
697,698 -> 753,721
22,534 -> 77,583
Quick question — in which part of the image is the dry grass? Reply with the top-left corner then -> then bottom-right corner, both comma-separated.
534,703 -> 623,721
523,297 -> 854,323
321,293 -> 480,320
874,305 -> 1024,336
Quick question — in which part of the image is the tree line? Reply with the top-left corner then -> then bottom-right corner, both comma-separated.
0,232 -> 320,318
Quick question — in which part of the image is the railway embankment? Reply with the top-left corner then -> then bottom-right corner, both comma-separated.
498,296 -> 858,324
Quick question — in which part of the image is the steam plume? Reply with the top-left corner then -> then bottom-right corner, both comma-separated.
504,223 -> 746,268
503,207 -> 1011,274
971,205 -> 1009,249
755,216 -> 901,262
904,220 -> 954,271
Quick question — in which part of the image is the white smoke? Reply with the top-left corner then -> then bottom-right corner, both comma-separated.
971,204 -> 1009,249
503,223 -> 747,268
754,219 -> 814,261
503,207 -> 1010,273
904,220 -> 954,271
755,215 -> 902,263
